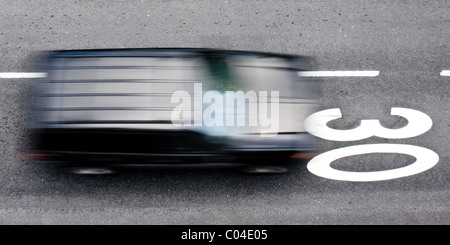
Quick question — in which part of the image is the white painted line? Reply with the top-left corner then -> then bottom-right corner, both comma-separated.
0,72 -> 47,78
297,70 -> 380,77
440,70 -> 450,76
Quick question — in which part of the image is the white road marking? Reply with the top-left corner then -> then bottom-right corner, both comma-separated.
1,70 -> 447,78
297,70 -> 380,77
0,72 -> 47,78
305,107 -> 438,181
304,107 -> 433,141
307,144 -> 439,182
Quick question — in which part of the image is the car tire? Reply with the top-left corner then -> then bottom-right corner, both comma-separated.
66,167 -> 116,175
242,165 -> 291,174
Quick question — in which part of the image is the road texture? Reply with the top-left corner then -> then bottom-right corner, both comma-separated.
0,0 -> 449,224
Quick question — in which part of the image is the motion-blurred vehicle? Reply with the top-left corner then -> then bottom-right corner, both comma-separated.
24,48 -> 319,174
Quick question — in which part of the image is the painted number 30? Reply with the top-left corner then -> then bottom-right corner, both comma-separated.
304,107 -> 439,182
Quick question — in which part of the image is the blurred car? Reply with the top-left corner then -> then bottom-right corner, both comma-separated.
24,48 -> 319,174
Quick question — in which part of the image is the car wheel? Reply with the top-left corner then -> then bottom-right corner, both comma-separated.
68,167 -> 116,175
242,165 -> 290,174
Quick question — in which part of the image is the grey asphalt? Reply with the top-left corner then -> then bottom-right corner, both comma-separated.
0,0 -> 449,224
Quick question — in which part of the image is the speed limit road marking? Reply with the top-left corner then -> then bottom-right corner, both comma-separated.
304,107 -> 439,182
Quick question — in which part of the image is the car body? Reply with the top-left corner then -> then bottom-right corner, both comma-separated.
25,48 -> 319,173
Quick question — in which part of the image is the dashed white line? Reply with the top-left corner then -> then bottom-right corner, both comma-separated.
0,72 -> 47,78
297,70 -> 380,77
0,70 -> 447,78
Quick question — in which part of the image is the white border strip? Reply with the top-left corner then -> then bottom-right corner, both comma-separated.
298,70 -> 380,77
440,70 -> 450,76
0,72 -> 47,78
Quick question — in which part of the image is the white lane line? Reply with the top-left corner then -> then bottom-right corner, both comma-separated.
0,72 -> 47,78
297,70 -> 380,77
1,70 -> 447,78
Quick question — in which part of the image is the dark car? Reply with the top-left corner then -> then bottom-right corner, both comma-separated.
24,48 -> 319,174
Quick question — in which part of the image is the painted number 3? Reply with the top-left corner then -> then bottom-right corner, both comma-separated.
304,107 -> 439,182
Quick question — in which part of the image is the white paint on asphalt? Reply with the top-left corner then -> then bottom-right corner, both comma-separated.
4,70 -> 446,78
1,70 -> 446,78
305,107 -> 439,182
304,107 -> 433,141
297,70 -> 380,77
0,72 -> 47,78
307,144 -> 439,182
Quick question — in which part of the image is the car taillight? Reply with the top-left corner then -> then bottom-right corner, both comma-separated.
19,152 -> 52,160
290,153 -> 318,159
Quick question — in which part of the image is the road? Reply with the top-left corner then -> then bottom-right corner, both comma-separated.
0,0 -> 449,225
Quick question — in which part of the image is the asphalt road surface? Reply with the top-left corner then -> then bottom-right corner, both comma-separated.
0,0 -> 449,225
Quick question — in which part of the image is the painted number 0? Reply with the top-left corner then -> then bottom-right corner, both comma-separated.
304,107 -> 439,182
